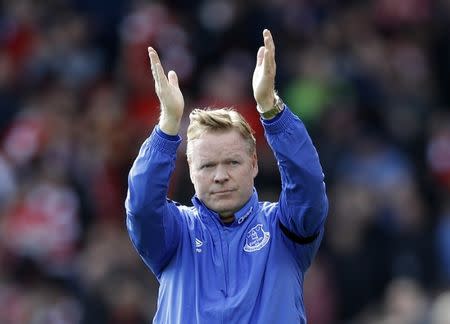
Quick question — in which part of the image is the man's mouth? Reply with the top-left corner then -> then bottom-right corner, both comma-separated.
212,189 -> 235,195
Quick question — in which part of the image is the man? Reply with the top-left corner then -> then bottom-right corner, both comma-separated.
125,29 -> 328,323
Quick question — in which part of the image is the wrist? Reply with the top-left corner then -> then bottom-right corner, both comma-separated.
159,116 -> 181,136
256,94 -> 275,112
257,93 -> 284,120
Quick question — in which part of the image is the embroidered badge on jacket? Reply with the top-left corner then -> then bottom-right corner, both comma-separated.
244,224 -> 270,252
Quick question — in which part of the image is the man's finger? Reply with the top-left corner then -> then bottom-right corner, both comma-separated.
148,47 -> 160,82
263,48 -> 275,75
155,62 -> 168,87
256,46 -> 264,66
263,29 -> 275,53
256,47 -> 265,67
148,47 -> 161,70
148,47 -> 168,89
262,30 -> 275,75
168,70 -> 179,87
263,30 -> 275,60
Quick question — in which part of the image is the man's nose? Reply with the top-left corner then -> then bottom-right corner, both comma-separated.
214,165 -> 229,183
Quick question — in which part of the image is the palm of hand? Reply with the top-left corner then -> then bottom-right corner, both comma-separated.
252,30 -> 276,111
252,64 -> 274,109
157,76 -> 184,122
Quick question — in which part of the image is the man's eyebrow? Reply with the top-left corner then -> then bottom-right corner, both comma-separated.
197,157 -> 216,164
224,156 -> 242,161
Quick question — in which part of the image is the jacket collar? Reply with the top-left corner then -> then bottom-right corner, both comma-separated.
192,189 -> 259,226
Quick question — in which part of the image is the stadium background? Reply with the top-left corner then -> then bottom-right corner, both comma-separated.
0,0 -> 450,323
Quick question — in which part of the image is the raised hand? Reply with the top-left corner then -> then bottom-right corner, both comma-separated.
252,29 -> 276,112
148,47 -> 184,135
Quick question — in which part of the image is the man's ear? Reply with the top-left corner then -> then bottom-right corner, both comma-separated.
252,152 -> 258,178
187,158 -> 195,184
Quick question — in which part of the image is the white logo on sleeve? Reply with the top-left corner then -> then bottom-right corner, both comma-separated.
195,238 -> 203,252
244,224 -> 270,252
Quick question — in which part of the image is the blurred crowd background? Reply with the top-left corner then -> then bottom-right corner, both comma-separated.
0,0 -> 450,323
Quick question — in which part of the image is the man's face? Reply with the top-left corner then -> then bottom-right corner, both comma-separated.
188,129 -> 258,218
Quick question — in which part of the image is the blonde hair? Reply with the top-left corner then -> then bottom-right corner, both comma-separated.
186,107 -> 256,161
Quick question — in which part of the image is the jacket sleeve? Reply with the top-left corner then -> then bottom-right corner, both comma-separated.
125,127 -> 182,275
262,106 -> 328,241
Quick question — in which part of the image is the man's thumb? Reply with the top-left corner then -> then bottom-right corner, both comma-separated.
168,71 -> 179,87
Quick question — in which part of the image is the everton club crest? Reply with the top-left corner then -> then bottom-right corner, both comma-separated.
244,224 -> 270,252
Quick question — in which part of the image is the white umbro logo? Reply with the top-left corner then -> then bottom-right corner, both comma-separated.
195,238 -> 203,252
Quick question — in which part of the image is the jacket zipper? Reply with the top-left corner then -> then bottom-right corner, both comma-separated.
222,228 -> 229,298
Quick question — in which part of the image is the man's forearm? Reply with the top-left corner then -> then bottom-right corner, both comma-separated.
263,106 -> 328,238
126,130 -> 179,214
125,128 -> 182,273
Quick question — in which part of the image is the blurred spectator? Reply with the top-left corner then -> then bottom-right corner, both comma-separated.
427,111 -> 450,191
429,290 -> 450,324
435,200 -> 450,286
0,152 -> 17,211
362,277 -> 429,324
324,180 -> 392,321
304,255 -> 337,324
1,166 -> 81,276
77,224 -> 157,323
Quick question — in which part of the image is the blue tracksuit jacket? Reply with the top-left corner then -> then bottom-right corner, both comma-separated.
125,106 -> 328,324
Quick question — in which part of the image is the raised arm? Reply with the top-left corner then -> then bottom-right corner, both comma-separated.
252,29 -> 328,240
125,48 -> 185,275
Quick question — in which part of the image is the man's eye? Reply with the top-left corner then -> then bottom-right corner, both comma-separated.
230,160 -> 240,165
201,164 -> 214,169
